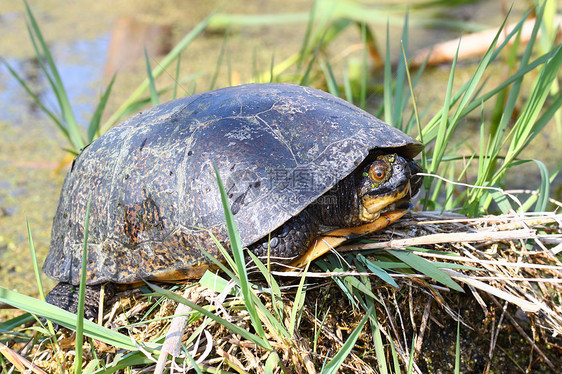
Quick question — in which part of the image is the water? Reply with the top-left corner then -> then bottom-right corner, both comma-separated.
0,36 -> 109,127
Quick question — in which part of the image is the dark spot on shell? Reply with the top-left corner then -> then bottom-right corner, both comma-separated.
254,181 -> 261,188
230,193 -> 246,215
169,170 -> 174,176
187,150 -> 193,156
139,138 -> 148,150
125,174 -> 130,180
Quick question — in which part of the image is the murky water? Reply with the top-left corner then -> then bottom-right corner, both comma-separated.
0,0 -> 556,309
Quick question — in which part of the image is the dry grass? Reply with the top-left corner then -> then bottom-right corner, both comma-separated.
4,210 -> 562,373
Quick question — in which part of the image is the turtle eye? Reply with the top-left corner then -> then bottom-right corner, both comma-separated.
368,161 -> 388,183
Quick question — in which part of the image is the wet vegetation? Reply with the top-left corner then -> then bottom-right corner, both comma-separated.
0,0 -> 561,373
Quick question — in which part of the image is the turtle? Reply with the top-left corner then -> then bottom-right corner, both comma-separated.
43,83 -> 423,319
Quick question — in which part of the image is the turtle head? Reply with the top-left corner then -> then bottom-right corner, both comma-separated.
357,153 -> 422,222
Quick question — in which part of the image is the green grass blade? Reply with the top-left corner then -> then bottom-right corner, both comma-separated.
343,275 -> 379,300
206,233 -> 240,281
199,271 -> 232,295
407,335 -> 416,373
476,44 -> 562,213
91,352 -> 156,374
454,318 -> 461,374
300,16 -> 355,86
213,164 -> 266,339
383,20 -> 392,125
264,351 -> 281,374
491,30 -> 526,142
245,251 -> 290,333
172,53 -> 182,100
319,57 -> 339,96
429,37 -> 460,176
88,74 -> 116,142
144,48 -> 159,106
489,190 -> 513,214
26,219 -> 46,301
357,255 -> 398,288
289,261 -> 310,337
209,233 -> 286,344
209,28 -> 229,91
0,313 -> 35,332
0,58 -> 70,141
245,250 -> 284,319
317,262 -> 358,309
0,287 -> 146,351
421,10 -> 528,141
342,68 -> 353,104
268,53 -> 275,83
359,22 -> 368,110
210,12 -> 310,29
472,6 -> 545,209
26,219 -> 58,337
83,359 -> 101,374
532,160 -> 550,212
506,45 -> 562,156
24,0 -> 84,150
392,11 -> 409,129
320,306 -> 371,374
386,249 -> 463,292
388,336 -> 401,374
370,310 -> 388,374
448,16 -> 507,124
202,245 -> 289,342
423,49 -> 553,145
523,87 -> 562,147
147,283 -> 271,350
75,198 -> 92,374
297,0 -> 318,72
400,39 -> 426,173
184,348 -> 204,374
467,50 -> 553,122
299,28 -> 327,86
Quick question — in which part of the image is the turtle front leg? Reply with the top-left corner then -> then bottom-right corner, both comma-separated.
289,209 -> 409,268
45,282 -> 114,321
248,209 -> 319,266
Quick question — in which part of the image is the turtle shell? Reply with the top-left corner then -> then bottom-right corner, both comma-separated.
43,83 -> 422,285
